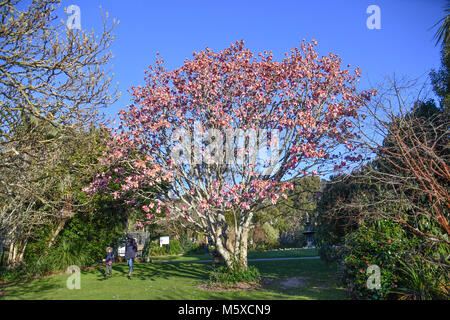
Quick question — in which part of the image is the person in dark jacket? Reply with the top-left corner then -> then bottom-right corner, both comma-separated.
125,236 -> 137,276
103,247 -> 114,277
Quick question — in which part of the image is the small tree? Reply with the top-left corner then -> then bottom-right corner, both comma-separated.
89,40 -> 375,270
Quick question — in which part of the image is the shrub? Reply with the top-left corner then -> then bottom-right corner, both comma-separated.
394,256 -> 449,300
0,264 -> 28,282
179,233 -> 194,252
49,239 -> 93,270
250,222 -> 281,250
209,265 -> 261,288
185,243 -> 214,255
342,218 -> 413,299
262,222 -> 280,244
339,216 -> 450,300
145,239 -> 166,256
143,239 -> 184,256
167,239 -> 183,255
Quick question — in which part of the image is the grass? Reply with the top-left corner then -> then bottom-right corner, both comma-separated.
150,248 -> 319,262
248,248 -> 319,259
0,255 -> 345,300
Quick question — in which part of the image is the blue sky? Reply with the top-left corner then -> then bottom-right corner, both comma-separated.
55,0 -> 446,120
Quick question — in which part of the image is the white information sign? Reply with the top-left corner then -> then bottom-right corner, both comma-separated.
159,236 -> 169,247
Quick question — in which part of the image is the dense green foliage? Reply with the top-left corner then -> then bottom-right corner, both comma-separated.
341,219 -> 405,299
261,222 -> 280,245
1,192 -> 127,281
430,42 -> 450,109
317,179 -> 449,299
341,217 -> 448,300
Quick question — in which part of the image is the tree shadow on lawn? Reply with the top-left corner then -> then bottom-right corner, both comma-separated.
93,263 -> 129,281
91,261 -> 212,282
133,262 -> 211,282
129,259 -> 345,300
150,260 -> 346,300
0,277 -> 62,300
105,259 -> 345,300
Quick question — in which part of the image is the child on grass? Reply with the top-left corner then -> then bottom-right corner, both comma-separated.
103,247 -> 114,277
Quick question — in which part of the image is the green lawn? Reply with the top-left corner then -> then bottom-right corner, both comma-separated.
151,248 -> 319,262
0,255 -> 346,300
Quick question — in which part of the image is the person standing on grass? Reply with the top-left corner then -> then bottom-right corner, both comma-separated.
125,235 -> 137,277
103,247 -> 114,278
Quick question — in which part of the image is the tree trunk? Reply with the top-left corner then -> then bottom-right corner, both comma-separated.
0,246 -> 5,266
48,219 -> 67,248
17,239 -> 27,263
7,240 -> 27,267
213,216 -> 252,270
238,226 -> 249,269
7,242 -> 17,266
214,226 -> 233,268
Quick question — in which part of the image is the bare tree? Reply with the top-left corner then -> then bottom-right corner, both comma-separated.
0,0 -> 118,265
348,77 -> 449,247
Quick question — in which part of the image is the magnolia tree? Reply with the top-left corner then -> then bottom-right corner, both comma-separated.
87,40 -> 375,269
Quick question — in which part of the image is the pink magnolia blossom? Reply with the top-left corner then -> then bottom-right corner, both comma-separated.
86,40 -> 375,231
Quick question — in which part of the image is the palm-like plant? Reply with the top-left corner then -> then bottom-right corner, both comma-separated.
394,258 -> 449,300
432,1 -> 450,47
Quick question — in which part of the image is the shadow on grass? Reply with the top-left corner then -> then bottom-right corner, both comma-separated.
0,259 -> 346,300
132,261 -> 212,282
95,263 -> 130,281
87,261 -> 212,283
0,277 -> 62,299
